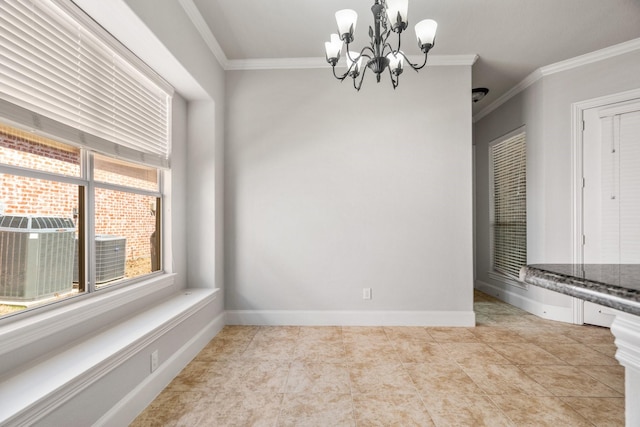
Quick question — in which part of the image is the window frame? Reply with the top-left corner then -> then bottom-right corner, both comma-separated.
488,126 -> 528,289
0,0 -> 173,321
0,134 -> 165,315
88,151 -> 164,293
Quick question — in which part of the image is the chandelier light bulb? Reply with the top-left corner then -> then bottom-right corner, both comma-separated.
415,19 -> 437,51
335,9 -> 358,43
324,33 -> 343,64
387,51 -> 404,75
386,0 -> 408,31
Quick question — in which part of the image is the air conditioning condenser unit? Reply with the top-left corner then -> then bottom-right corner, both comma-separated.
0,215 -> 75,301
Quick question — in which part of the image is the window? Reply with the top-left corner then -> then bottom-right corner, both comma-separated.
489,129 -> 526,282
0,0 -> 172,318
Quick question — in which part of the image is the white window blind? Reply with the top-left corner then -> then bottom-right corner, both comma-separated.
490,132 -> 526,280
0,0 -> 172,168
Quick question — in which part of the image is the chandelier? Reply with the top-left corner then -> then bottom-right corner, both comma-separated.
324,0 -> 437,90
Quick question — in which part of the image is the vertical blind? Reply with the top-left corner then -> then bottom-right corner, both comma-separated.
0,0 -> 172,168
491,132 -> 526,280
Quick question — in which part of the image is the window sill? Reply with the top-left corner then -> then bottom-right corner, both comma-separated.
0,281 -> 219,426
0,273 -> 176,360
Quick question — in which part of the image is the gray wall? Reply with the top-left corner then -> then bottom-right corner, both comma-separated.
225,66 -> 475,319
474,50 -> 640,313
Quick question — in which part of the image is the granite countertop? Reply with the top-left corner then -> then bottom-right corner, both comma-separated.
520,264 -> 640,316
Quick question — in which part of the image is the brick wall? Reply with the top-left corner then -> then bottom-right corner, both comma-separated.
0,131 -> 156,263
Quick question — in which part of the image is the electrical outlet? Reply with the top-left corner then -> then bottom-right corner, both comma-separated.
151,349 -> 159,372
363,288 -> 372,300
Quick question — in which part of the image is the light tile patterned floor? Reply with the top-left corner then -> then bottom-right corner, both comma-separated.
131,291 -> 624,426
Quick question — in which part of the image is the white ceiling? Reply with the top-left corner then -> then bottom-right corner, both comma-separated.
189,0 -> 640,113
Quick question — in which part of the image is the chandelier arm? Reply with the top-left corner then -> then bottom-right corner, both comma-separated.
381,27 -> 395,55
380,29 -> 394,57
345,43 -> 354,61
344,45 -> 362,78
381,42 -> 395,57
332,65 -> 349,81
387,66 -> 398,89
353,63 -> 369,91
345,46 -> 374,69
359,46 -> 375,59
399,50 -> 429,71
395,27 -> 403,52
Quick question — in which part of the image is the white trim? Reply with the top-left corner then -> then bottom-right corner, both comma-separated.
540,38 -> 640,77
176,0 -> 477,72
487,271 -> 528,290
598,101 -> 640,118
571,88 -> 640,265
475,280 -> 573,323
474,37 -> 640,123
424,54 -> 479,66
226,54 -> 478,71
225,310 -> 475,327
572,297 -> 585,325
570,90 -> 640,325
95,311 -> 226,427
0,288 -> 219,426
227,57 -> 327,71
571,101 -> 585,265
612,313 -> 640,369
178,0 -> 229,69
611,313 -> 640,426
0,274 -> 176,357
473,69 -> 543,123
572,88 -> 640,112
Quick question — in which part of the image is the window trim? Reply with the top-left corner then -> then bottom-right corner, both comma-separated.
0,136 -> 167,316
0,273 -> 176,361
0,0 -> 174,321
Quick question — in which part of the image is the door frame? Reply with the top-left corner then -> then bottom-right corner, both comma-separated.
570,88 -> 640,324
571,88 -> 640,264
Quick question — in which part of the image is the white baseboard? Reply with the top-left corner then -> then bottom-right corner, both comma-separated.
225,310 -> 476,327
475,280 -> 574,323
95,311 -> 225,427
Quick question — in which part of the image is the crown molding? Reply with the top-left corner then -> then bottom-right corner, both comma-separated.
539,37 -> 640,77
227,54 -> 478,71
474,37 -> 640,123
422,54 -> 479,66
226,57 -> 328,71
178,0 -> 229,69
473,69 -> 543,123
177,1 -> 477,72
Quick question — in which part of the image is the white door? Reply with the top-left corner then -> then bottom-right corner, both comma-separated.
582,99 -> 640,326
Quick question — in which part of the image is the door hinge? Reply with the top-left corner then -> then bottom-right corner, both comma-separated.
582,235 -> 586,245
582,177 -> 586,188
582,120 -> 586,131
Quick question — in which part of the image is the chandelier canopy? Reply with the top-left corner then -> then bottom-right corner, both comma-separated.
324,0 -> 437,91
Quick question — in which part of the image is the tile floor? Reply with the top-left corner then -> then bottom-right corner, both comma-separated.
131,291 -> 625,426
